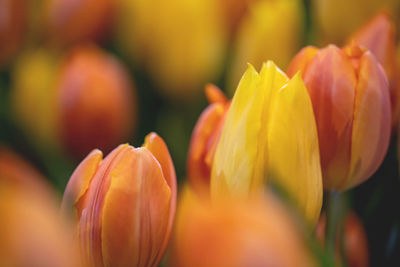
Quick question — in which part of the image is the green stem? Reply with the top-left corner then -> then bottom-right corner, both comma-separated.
325,191 -> 342,256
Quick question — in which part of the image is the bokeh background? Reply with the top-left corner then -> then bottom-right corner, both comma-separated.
1,0 -> 400,266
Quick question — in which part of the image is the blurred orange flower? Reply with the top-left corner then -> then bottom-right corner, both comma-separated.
316,212 -> 369,267
172,187 -> 316,267
62,133 -> 177,267
287,44 -> 391,191
187,84 -> 230,194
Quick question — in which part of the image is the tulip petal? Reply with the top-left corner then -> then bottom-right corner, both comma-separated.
267,73 -> 323,224
303,45 -> 356,189
61,149 -> 103,218
101,147 -> 171,267
211,62 -> 288,197
346,52 -> 391,189
205,84 -> 228,104
188,103 -> 225,191
286,46 -> 319,78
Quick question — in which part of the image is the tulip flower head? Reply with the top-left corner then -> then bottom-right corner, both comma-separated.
187,84 -> 230,194
211,61 -> 323,225
348,12 -> 399,128
62,133 -> 177,267
287,44 -> 391,191
172,187 -> 316,267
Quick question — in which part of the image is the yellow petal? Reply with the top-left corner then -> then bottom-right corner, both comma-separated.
266,73 -> 323,225
211,62 -> 288,198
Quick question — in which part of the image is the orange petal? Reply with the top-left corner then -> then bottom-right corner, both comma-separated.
61,149 -> 103,219
302,45 -> 356,189
187,103 -> 225,192
143,132 -> 177,265
101,147 -> 172,267
205,84 -> 228,104
286,46 -> 319,78
346,51 -> 391,189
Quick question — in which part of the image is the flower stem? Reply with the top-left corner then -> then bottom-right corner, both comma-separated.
325,191 -> 342,256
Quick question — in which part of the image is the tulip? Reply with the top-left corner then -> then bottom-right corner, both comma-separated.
43,0 -> 114,46
57,44 -> 136,159
348,12 -> 399,128
115,0 -> 227,101
211,61 -> 323,225
172,187 -> 316,267
316,212 -> 369,267
311,0 -> 399,45
287,44 -> 391,191
0,160 -> 80,267
187,84 -> 230,193
227,0 -> 305,95
217,0 -> 257,36
61,132 -> 177,267
0,0 -> 26,67
12,45 -> 137,159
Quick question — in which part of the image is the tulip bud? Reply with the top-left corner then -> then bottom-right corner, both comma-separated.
348,12 -> 399,128
211,61 -> 323,225
187,84 -> 230,193
316,212 -> 369,267
115,0 -> 227,101
62,133 -> 177,267
43,0 -> 114,46
12,45 -> 137,159
311,0 -> 399,45
0,0 -> 26,67
57,44 -> 136,159
227,0 -> 305,95
287,44 -> 391,191
172,187 -> 316,267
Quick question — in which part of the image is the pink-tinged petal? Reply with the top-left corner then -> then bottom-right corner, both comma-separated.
286,46 -> 319,78
77,144 -> 130,267
205,84 -> 228,104
61,149 -> 103,219
101,147 -> 172,267
302,45 -> 356,189
349,12 -> 398,127
187,103 -> 226,192
143,132 -> 177,265
345,51 -> 391,189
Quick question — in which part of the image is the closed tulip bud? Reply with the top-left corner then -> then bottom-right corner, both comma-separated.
172,187 -> 316,267
187,84 -> 230,193
311,0 -> 399,45
348,12 -> 399,128
62,133 -> 177,267
0,0 -> 26,67
43,0 -> 114,46
287,44 -> 391,191
115,0 -> 227,101
227,0 -> 305,95
57,44 -> 136,159
211,61 -> 323,225
316,212 -> 369,267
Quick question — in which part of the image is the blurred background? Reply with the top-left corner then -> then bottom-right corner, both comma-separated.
0,0 -> 400,266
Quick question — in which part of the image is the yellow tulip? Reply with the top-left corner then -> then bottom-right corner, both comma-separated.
211,61 -> 323,225
227,0 -> 305,95
115,0 -> 227,101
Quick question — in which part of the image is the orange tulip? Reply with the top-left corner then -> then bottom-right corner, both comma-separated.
316,212 -> 369,267
187,85 -> 230,193
348,12 -> 399,128
43,0 -> 114,46
62,133 -> 177,267
287,44 -> 391,190
57,44 -> 136,159
172,187 -> 315,267
0,0 -> 26,67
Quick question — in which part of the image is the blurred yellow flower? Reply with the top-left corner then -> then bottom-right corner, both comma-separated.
211,61 -> 323,225
227,0 -> 305,95
115,0 -> 228,101
311,0 -> 399,45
